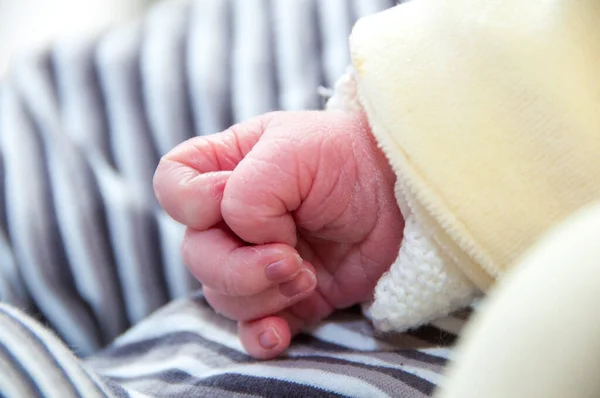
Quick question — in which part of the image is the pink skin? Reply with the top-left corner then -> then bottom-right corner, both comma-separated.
153,111 -> 404,359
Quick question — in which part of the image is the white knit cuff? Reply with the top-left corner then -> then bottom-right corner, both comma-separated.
363,207 -> 478,332
327,67 -> 479,332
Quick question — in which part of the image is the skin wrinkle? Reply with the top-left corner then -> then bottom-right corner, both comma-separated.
229,111 -> 274,156
209,173 -> 228,202
294,135 -> 318,210
280,306 -> 308,334
223,231 -> 249,297
337,123 -> 401,294
331,265 -> 370,307
300,234 -> 363,309
228,123 -> 248,163
290,287 -> 336,325
248,156 -> 299,207
228,153 -> 292,203
326,134 -> 359,235
296,155 -> 352,235
294,237 -> 337,305
295,130 -> 360,237
357,238 -> 388,290
182,138 -> 226,171
253,139 -> 304,212
192,113 -> 271,173
287,239 -> 338,321
223,194 -> 298,246
223,259 -> 243,297
161,159 -> 198,183
348,161 -> 370,238
292,119 -> 391,307
331,241 -> 377,305
292,138 -> 327,230
184,226 -> 295,298
205,138 -> 235,171
298,186 -> 352,240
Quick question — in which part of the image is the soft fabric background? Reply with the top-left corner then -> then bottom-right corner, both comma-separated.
0,0 -> 154,76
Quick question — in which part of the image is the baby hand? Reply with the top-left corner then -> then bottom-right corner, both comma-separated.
154,111 -> 403,358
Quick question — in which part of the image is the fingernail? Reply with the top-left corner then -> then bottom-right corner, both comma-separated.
279,269 -> 316,298
265,254 -> 303,281
265,260 -> 294,281
259,327 -> 280,350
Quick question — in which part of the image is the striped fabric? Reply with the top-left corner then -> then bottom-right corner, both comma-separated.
0,0 -> 470,396
1,296 -> 467,397
91,295 -> 466,397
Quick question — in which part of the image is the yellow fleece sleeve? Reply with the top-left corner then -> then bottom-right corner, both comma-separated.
350,0 -> 600,288
437,203 -> 600,398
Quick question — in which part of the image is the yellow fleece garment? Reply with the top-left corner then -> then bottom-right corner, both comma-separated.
349,0 -> 600,291
436,202 -> 600,397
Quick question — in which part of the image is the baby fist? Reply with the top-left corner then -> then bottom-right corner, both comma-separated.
154,111 -> 403,358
